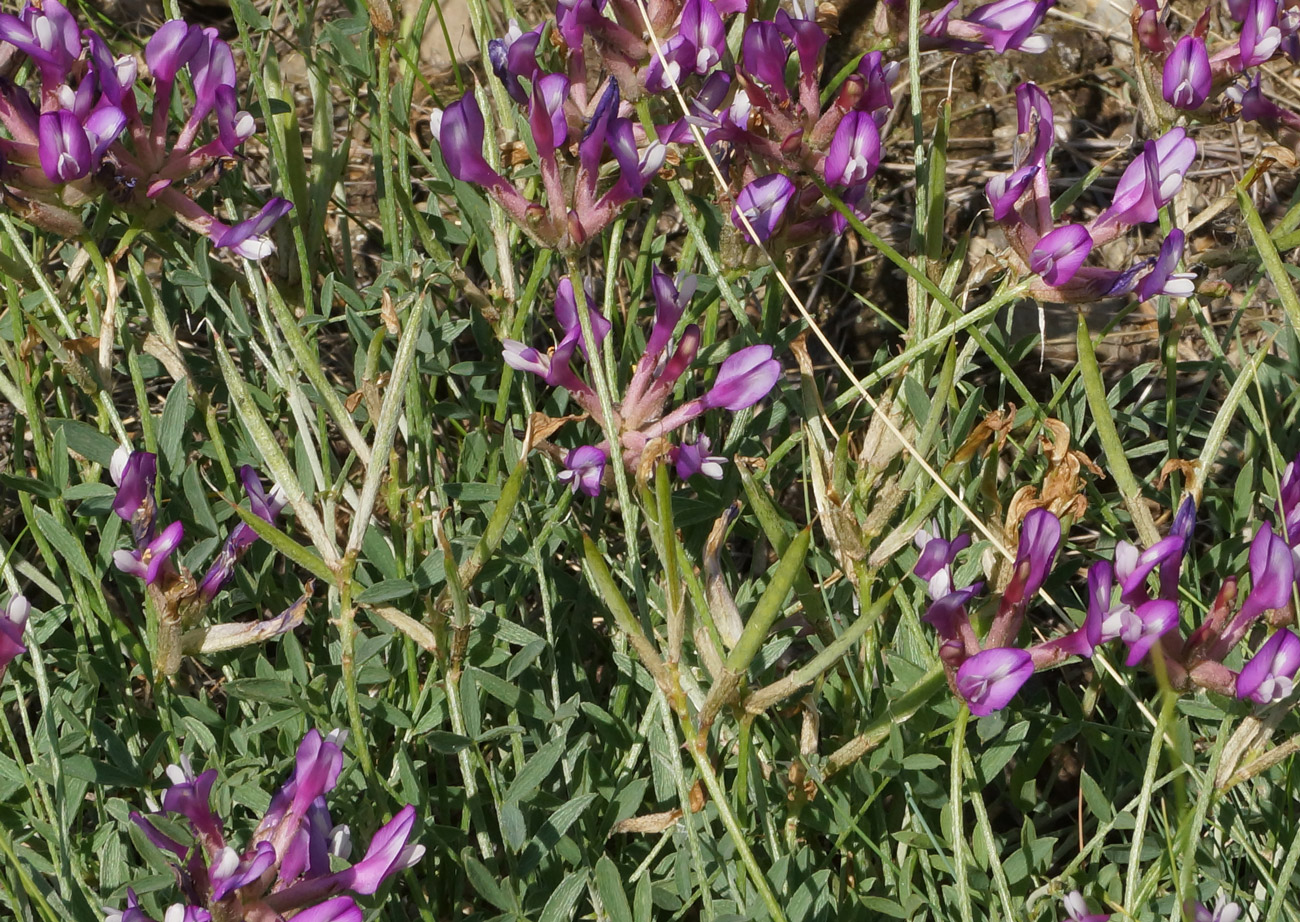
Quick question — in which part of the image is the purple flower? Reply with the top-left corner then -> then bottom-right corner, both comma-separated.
955,647 -> 1034,716
433,94 -> 504,189
647,267 -> 693,358
1236,522 -> 1295,623
209,840 -> 276,902
0,595 -> 29,676
646,0 -> 726,91
146,20 -> 203,85
986,165 -> 1038,221
113,520 -> 184,585
0,0 -> 81,84
529,73 -> 570,154
1114,535 -> 1186,605
210,197 -> 293,259
673,436 -> 726,480
38,109 -> 92,182
291,897 -> 363,922
1003,508 -> 1063,606
824,111 -> 881,188
1188,896 -> 1242,922
554,277 -> 612,358
701,344 -> 782,411
332,805 -> 424,894
1016,82 -> 1055,167
1097,129 -> 1196,228
965,0 -> 1053,53
488,20 -> 543,105
1137,229 -> 1196,300
913,524 -> 972,601
198,467 -> 287,602
112,450 -> 158,523
559,446 -> 607,497
103,889 -> 153,922
1030,224 -> 1093,286
1063,891 -> 1111,922
1237,628 -> 1300,704
1163,36 -> 1211,110
732,174 -> 797,243
160,757 -> 225,850
1279,454 -> 1300,553
740,21 -> 791,99
1119,599 -> 1180,666
1241,0 -> 1282,66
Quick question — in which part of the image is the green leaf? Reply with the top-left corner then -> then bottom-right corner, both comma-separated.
47,419 -> 118,467
157,380 -> 190,473
539,872 -> 587,922
32,507 -> 96,581
595,856 -> 634,922
503,736 -> 567,807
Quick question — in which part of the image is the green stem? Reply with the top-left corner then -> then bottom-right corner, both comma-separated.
950,707 -> 973,922
1075,312 -> 1161,548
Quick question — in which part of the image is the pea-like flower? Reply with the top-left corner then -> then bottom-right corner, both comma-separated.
1236,628 -> 1300,704
1163,36 -> 1212,109
955,647 -> 1034,716
0,4 -> 289,255
559,446 -> 608,497
0,594 -> 30,679
119,731 -> 423,922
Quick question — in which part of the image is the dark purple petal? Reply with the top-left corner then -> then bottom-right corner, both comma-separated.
913,525 -> 972,601
554,277 -> 611,357
85,105 -> 127,158
647,266 -> 690,358
701,344 -> 782,411
955,647 -> 1033,716
1241,0 -> 1282,66
1137,229 -> 1195,301
558,446 -> 606,497
0,594 -> 28,672
489,21 -> 543,105
1015,82 -> 1054,166
334,805 -> 424,895
731,174 -> 796,243
1237,628 -> 1300,704
436,94 -> 504,189
113,451 -> 158,521
1030,224 -> 1093,286
212,198 -> 293,259
1237,522 -> 1295,622
1116,535 -> 1185,605
147,20 -> 203,84
528,73 -> 569,153
1002,508 -> 1062,607
672,436 -> 726,480
1120,599 -> 1179,666
922,583 -> 982,642
824,111 -> 880,187
209,840 -> 276,902
1162,36 -> 1211,110
741,21 -> 790,97
986,164 -> 1037,221
162,763 -> 224,848
289,897 -> 363,922
38,110 -> 91,183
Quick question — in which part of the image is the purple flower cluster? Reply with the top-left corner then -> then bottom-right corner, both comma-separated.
503,266 -> 780,496
0,594 -> 30,680
1140,0 -> 1300,131
916,0 -> 1055,55
118,730 -> 423,922
431,0 -> 901,248
111,449 -> 285,604
985,83 -> 1197,303
917,478 -> 1300,716
0,1 -> 290,255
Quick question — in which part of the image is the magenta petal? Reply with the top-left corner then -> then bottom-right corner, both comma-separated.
38,110 -> 91,183
1030,224 -> 1093,286
955,647 -> 1033,716
1236,628 -> 1300,705
1237,522 -> 1295,622
1162,36 -> 1211,110
731,174 -> 796,243
341,805 -> 424,894
289,897 -> 363,922
824,111 -> 880,187
1122,599 -> 1179,666
701,345 -> 781,411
